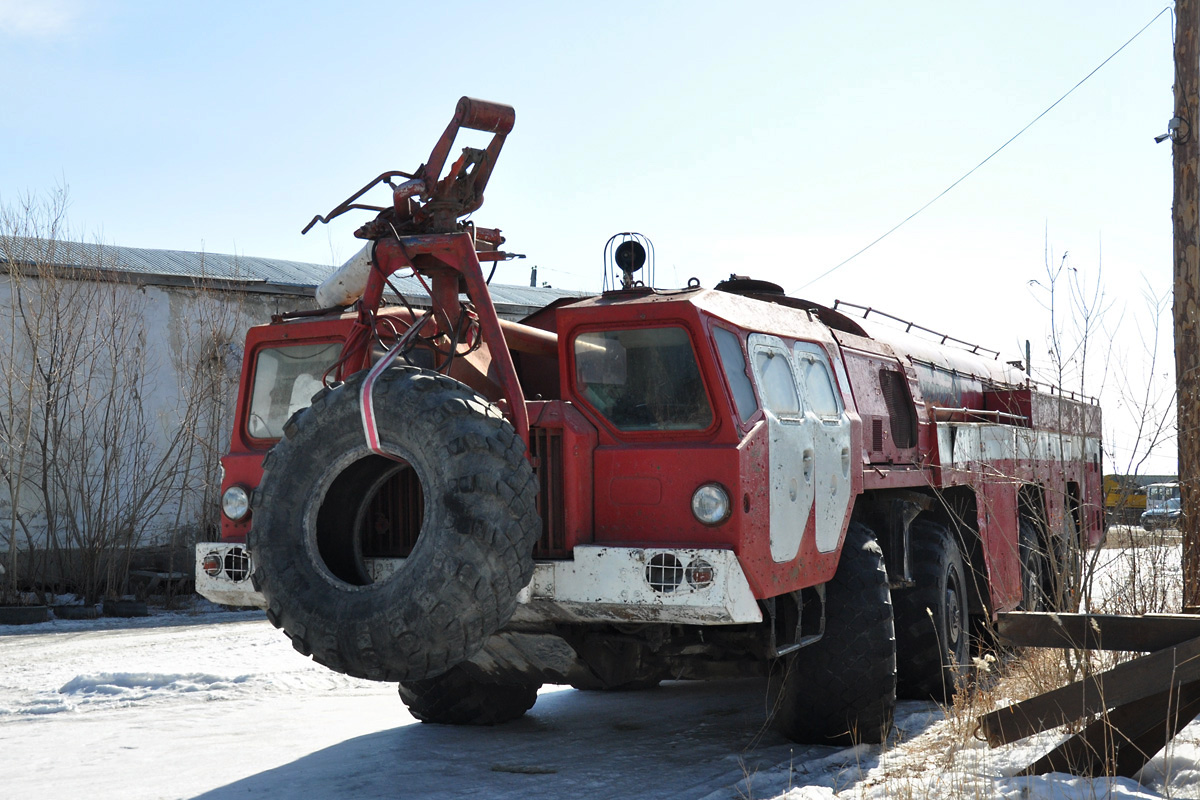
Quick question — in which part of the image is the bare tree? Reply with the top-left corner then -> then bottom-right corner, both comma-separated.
0,189 -> 70,603
1026,237 -> 1180,623
0,190 -> 247,605
157,273 -> 247,603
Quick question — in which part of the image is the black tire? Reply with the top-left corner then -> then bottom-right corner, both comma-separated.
103,599 -> 150,618
249,366 -> 541,683
52,604 -> 101,621
399,664 -> 541,725
770,522 -> 896,745
0,605 -> 50,625
1018,517 -> 1049,612
893,520 -> 970,701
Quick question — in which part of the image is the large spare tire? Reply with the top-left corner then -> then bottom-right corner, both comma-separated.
249,366 -> 540,683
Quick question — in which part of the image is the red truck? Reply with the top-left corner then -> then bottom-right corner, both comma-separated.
197,97 -> 1103,745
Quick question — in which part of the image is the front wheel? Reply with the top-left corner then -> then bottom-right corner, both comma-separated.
399,664 -> 541,725
769,522 -> 896,745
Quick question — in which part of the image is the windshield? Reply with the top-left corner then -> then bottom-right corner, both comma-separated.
247,342 -> 341,439
574,326 -> 713,432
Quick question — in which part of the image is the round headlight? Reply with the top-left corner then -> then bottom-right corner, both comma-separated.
691,483 -> 731,526
221,485 -> 251,521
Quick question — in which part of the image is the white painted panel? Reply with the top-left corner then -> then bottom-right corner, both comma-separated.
936,422 -> 1101,471
794,343 -> 852,554
748,334 -> 814,563
979,425 -> 1016,462
811,416 -> 852,552
766,412 -> 815,561
952,424 -> 980,467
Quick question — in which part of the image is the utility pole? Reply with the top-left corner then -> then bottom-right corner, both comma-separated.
1173,0 -> 1200,612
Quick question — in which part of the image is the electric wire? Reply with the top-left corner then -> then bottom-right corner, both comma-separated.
800,6 -> 1172,291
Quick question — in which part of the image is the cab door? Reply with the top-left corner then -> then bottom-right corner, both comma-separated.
792,342 -> 852,553
749,334 -> 814,563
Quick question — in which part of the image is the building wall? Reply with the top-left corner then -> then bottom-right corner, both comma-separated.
0,270 -> 316,565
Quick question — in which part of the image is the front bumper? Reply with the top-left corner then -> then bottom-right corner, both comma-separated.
194,543 -> 762,625
195,544 -> 266,609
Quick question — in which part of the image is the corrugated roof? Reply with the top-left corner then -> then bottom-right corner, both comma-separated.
0,236 -> 589,308
0,236 -> 334,286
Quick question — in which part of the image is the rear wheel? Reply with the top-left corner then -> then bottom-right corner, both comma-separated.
893,520 -> 970,701
770,522 -> 896,745
399,664 -> 541,725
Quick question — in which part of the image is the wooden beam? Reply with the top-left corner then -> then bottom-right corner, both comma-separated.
1021,679 -> 1200,777
997,612 -> 1200,652
978,635 -> 1200,746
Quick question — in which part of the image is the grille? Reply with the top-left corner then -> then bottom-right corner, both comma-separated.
646,552 -> 684,592
879,369 -> 917,448
223,547 -> 251,582
359,428 -> 567,560
362,464 -> 424,558
871,418 -> 885,453
529,426 -> 568,557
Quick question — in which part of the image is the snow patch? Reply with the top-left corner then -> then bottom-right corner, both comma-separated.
2,671 -> 255,717
59,671 -> 252,696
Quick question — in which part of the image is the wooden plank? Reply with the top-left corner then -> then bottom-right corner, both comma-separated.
996,612 -> 1200,652
1021,679 -> 1200,777
978,635 -> 1200,746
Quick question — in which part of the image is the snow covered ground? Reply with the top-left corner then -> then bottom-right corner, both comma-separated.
2,547 -> 1199,799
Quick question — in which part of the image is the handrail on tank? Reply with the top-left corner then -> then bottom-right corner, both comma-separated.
833,299 -> 1001,360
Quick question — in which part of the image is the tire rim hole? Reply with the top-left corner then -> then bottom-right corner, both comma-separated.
316,455 -> 425,587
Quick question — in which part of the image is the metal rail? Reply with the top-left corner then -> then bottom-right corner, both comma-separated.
833,299 -> 1001,359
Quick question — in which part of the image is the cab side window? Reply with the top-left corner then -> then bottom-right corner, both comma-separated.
793,344 -> 841,419
751,344 -> 801,417
713,327 -> 759,423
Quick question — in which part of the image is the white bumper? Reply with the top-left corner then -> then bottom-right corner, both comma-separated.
195,543 -> 267,608
515,545 -> 762,625
194,543 -> 762,625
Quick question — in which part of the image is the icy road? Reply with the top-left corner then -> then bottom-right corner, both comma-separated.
2,605 -> 1199,799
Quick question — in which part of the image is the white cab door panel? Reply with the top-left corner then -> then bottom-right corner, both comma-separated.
793,342 -> 852,553
749,335 -> 815,563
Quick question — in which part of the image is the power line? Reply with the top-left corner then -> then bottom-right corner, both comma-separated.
799,6 -> 1172,292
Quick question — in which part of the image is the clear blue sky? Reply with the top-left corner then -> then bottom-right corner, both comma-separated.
0,1 -> 1180,472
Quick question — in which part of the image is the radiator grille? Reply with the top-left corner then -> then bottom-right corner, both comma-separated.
879,369 -> 917,448
362,464 -> 423,558
358,428 -> 567,560
529,426 -> 568,557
